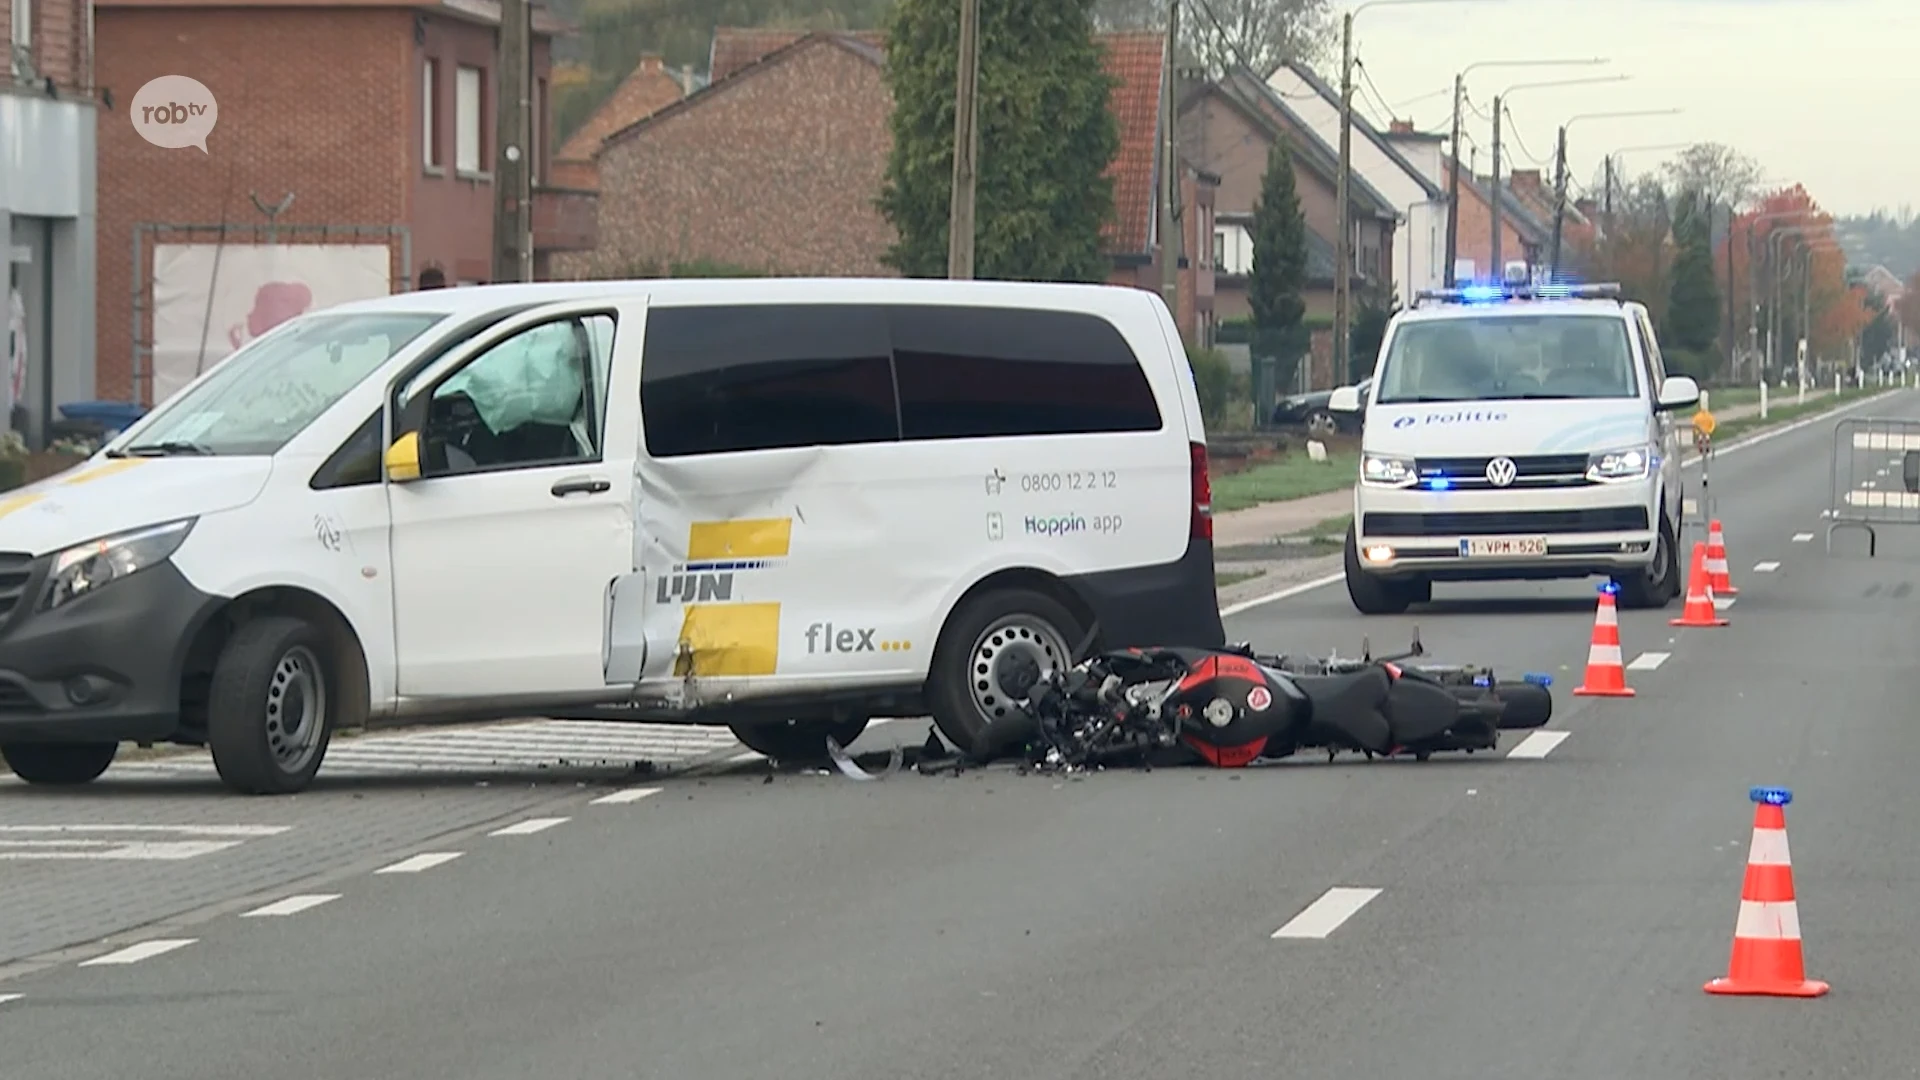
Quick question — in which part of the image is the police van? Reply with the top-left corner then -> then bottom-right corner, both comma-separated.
1328,281 -> 1700,615
0,279 -> 1224,794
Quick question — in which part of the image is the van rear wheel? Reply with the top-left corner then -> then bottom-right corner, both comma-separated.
1,741 -> 118,785
927,588 -> 1083,756
1344,526 -> 1417,615
729,716 -> 870,763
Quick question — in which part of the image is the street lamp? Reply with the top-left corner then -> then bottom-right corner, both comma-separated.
1489,74 -> 1631,273
1598,141 -> 1688,227
1442,57 -> 1608,285
1764,224 -> 1833,377
1335,0 -> 1504,376
1549,108 -> 1684,275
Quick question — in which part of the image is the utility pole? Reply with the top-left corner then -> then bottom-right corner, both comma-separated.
1333,10 -> 1354,379
1158,0 -> 1181,322
1489,95 -> 1502,277
1722,198 -> 1736,377
1444,73 -> 1462,286
1548,125 -> 1568,278
946,0 -> 981,279
1602,155 -> 1613,234
490,0 -> 532,284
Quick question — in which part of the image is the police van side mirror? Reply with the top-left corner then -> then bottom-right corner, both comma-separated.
1656,375 -> 1701,412
1329,386 -> 1363,413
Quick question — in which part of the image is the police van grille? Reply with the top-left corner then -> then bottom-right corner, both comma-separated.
1415,453 -> 1592,489
1363,507 -> 1649,536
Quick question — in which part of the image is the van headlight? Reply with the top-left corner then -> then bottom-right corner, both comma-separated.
42,519 -> 196,611
1586,445 -> 1653,483
1361,453 -> 1417,488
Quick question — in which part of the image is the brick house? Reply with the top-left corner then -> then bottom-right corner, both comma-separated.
1176,72 -> 1398,390
1449,168 -> 1550,279
92,0 -> 595,405
557,27 -> 1216,342
549,52 -> 688,192
3,0 -> 98,441
1501,167 -> 1593,266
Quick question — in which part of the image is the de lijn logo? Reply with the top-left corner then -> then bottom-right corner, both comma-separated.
1393,408 -> 1509,430
130,75 -> 219,154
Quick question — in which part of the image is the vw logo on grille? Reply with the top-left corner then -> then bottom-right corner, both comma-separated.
1485,457 -> 1518,487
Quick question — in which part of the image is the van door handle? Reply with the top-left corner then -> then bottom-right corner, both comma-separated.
551,477 -> 611,497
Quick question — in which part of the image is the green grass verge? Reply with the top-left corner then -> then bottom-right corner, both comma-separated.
1213,449 -> 1359,513
1215,568 -> 1268,589
1710,385 -> 1884,444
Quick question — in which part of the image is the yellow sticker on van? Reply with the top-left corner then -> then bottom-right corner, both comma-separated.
0,494 -> 46,521
60,460 -> 148,485
686,517 -> 792,561
674,602 -> 781,677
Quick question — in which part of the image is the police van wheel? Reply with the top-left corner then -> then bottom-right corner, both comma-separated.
1614,513 -> 1680,610
1344,526 -> 1414,615
729,716 -> 870,764
927,588 -> 1083,756
0,741 -> 118,785
206,616 -> 335,795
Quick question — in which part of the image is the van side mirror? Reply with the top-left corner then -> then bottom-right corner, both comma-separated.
1656,375 -> 1701,412
384,431 -> 423,482
1328,386 -> 1362,413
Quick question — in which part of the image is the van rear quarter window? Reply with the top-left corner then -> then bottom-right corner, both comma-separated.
638,302 -> 1163,459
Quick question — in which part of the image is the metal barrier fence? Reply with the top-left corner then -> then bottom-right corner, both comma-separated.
1827,416 -> 1920,556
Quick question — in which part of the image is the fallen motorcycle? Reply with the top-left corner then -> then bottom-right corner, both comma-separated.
935,629 -> 1553,773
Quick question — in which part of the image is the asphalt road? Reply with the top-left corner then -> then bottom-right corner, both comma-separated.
6,389 -> 1920,1079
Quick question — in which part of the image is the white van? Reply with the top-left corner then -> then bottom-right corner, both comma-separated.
1329,283 -> 1700,614
0,279 -> 1225,794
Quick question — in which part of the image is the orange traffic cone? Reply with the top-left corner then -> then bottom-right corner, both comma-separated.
1705,786 -> 1829,998
1671,541 -> 1729,628
1572,585 -> 1634,697
1706,519 -> 1738,595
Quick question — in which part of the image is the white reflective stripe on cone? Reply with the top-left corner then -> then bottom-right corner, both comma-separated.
1735,899 -> 1802,941
1595,604 -> 1618,626
1706,557 -> 1729,572
1586,644 -> 1623,666
1747,827 -> 1791,866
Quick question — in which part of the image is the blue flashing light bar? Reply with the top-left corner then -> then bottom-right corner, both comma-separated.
1415,282 -> 1623,307
1425,477 -> 1451,491
1599,581 -> 1620,595
1523,672 -> 1553,687
1750,786 -> 1793,806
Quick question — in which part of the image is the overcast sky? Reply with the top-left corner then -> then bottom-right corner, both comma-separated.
1335,0 -> 1913,216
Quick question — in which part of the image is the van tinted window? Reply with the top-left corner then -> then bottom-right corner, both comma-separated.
641,305 -> 898,458
888,305 -> 1162,439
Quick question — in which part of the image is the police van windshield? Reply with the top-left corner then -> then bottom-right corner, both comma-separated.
113,312 -> 446,457
1373,314 -> 1639,404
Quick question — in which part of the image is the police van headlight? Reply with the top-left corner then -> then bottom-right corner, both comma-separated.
1586,445 -> 1653,483
1361,453 -> 1417,488
42,519 -> 196,611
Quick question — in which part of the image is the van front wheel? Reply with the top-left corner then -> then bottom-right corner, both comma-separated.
729,716 -> 870,763
927,588 -> 1083,756
206,616 -> 336,795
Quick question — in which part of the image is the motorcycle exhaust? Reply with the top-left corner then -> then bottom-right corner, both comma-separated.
1492,680 -> 1553,730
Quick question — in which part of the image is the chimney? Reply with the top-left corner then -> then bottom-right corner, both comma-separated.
636,52 -> 663,74
1388,119 -> 1414,135
679,63 -> 694,95
1508,169 -> 1544,200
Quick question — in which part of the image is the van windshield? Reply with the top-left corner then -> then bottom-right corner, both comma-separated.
1373,314 -> 1639,404
115,312 -> 446,456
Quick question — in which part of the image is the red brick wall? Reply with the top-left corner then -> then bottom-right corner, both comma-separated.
555,40 -> 896,279
1452,183 -> 1539,276
3,0 -> 90,90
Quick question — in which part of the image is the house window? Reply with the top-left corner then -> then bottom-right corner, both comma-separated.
423,59 -> 442,169
455,64 -> 484,174
10,0 -> 30,78
1213,231 -> 1225,270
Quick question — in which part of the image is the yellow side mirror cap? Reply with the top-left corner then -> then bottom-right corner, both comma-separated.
384,431 -> 422,482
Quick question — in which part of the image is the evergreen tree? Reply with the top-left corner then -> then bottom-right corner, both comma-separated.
877,0 -> 1119,281
1248,135 -> 1309,399
1664,188 -> 1721,375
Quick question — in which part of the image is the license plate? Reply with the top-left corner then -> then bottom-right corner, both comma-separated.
1460,536 -> 1548,557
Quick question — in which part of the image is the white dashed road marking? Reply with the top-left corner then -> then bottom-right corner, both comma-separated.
0,994 -> 20,1006
376,852 -> 463,874
1754,561 -> 1781,572
1272,887 -> 1383,939
1506,731 -> 1570,759
590,787 -> 661,805
1792,533 -> 1813,542
489,817 -> 569,837
241,894 -> 342,918
79,939 -> 197,967
0,824 -> 292,862
1627,652 -> 1670,671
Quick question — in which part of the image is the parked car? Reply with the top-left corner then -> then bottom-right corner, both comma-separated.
1272,378 -> 1371,436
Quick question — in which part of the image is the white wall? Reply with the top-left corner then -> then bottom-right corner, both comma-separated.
1266,67 -> 1448,309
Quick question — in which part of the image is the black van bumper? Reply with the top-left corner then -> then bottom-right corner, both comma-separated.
1065,535 -> 1227,650
0,560 -> 219,743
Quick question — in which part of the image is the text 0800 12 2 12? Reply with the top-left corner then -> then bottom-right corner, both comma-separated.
1020,471 -> 1118,493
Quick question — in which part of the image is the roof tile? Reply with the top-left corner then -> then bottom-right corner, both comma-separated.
555,54 -> 688,185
